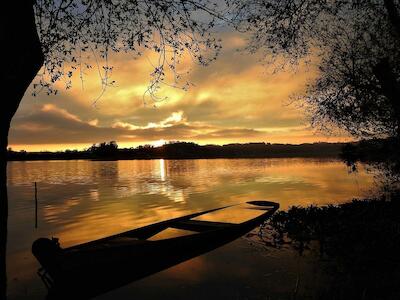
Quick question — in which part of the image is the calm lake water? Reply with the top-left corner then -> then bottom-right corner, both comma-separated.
7,158 -> 375,299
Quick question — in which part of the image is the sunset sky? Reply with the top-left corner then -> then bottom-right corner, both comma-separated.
9,32 -> 351,152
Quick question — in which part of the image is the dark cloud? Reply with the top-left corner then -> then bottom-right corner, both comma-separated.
10,105 -> 125,144
10,104 -> 267,145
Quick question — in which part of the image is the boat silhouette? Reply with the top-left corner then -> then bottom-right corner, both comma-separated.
32,200 -> 279,299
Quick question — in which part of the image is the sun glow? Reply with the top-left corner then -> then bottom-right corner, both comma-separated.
152,139 -> 167,147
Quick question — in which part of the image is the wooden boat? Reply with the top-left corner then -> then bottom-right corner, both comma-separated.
32,200 -> 279,299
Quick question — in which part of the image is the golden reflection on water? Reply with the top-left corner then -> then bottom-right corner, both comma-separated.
159,159 -> 166,181
6,158 -> 375,299
7,158 -> 374,246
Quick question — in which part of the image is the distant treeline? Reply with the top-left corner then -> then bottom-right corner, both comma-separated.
7,141 -> 348,161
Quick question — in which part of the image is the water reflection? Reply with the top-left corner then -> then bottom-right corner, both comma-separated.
6,158 -> 374,299
159,159 -> 166,181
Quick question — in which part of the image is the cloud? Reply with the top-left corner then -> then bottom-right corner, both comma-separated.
88,119 -> 99,126
13,103 -> 331,149
10,104 -> 264,145
111,121 -> 140,131
112,111 -> 186,130
10,104 -> 120,144
41,104 -> 82,122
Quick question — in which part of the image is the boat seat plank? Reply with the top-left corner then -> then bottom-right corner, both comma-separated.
170,220 -> 236,232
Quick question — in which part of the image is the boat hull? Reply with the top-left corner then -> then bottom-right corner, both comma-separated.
33,201 -> 279,299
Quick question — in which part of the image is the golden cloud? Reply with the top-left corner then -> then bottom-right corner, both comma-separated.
10,32 -> 351,151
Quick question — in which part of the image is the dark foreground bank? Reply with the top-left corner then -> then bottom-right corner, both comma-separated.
261,195 -> 400,300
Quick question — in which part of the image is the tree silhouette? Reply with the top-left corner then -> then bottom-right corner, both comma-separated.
88,141 -> 119,157
0,1 -> 224,297
232,0 -> 400,139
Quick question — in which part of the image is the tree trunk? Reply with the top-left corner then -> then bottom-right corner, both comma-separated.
0,1 -> 44,299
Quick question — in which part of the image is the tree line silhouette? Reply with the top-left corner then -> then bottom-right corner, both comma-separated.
7,141 -> 347,161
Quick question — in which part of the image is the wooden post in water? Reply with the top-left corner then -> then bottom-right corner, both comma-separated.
34,182 -> 38,229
